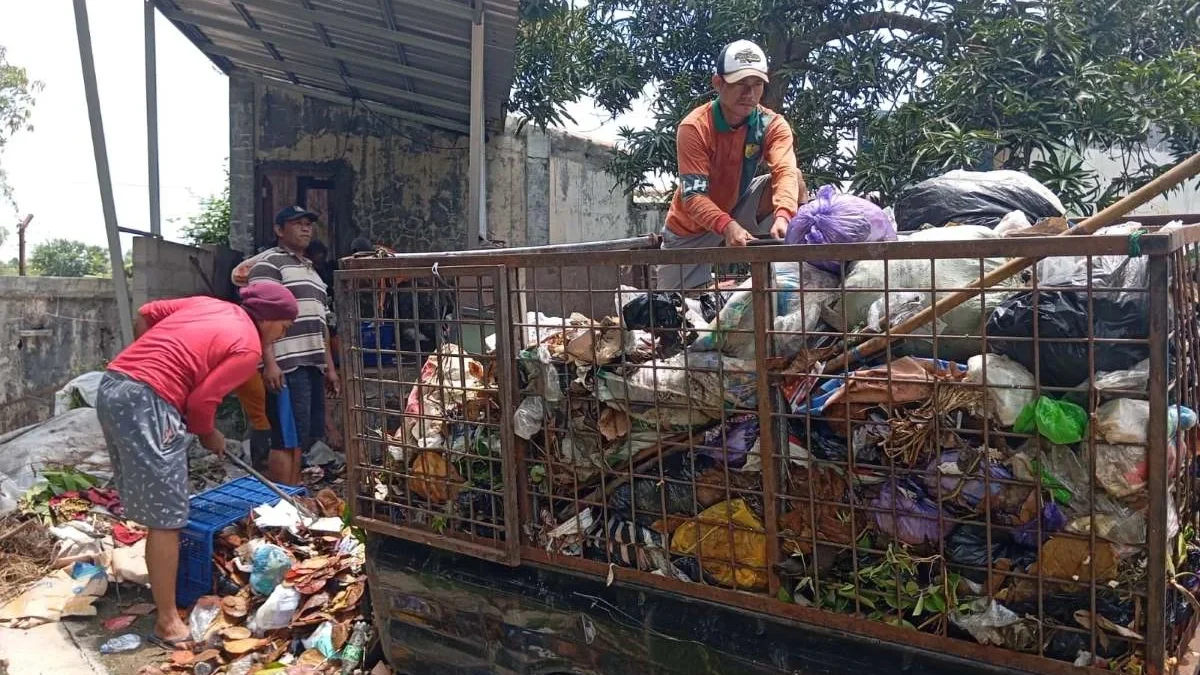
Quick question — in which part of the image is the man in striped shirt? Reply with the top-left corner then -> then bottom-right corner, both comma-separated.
248,206 -> 341,484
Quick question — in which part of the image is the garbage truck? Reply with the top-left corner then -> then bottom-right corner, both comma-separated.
338,211 -> 1200,675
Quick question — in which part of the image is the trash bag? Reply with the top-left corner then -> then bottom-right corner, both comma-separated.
922,450 -> 1021,512
53,372 -> 104,416
609,453 -> 714,525
622,292 -> 686,349
965,354 -> 1035,427
249,542 -> 293,596
1013,396 -> 1088,445
695,414 -> 759,468
785,185 -> 897,274
596,351 -> 758,412
670,499 -> 768,591
987,228 -> 1151,388
513,397 -> 545,441
893,170 -> 1065,232
870,481 -> 952,546
1011,501 -> 1068,548
836,225 -> 1021,362
950,598 -> 1037,651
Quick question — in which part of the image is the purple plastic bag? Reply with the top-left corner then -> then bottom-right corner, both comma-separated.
1012,501 -> 1067,548
922,450 -> 1014,509
871,481 -> 952,546
786,185 -> 897,274
696,414 -> 758,468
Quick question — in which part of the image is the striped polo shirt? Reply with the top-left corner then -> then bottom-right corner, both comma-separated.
247,247 -> 330,373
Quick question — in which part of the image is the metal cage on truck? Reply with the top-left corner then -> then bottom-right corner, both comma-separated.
336,218 -> 1200,675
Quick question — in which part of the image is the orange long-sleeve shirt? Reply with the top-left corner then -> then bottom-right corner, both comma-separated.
665,102 -> 802,237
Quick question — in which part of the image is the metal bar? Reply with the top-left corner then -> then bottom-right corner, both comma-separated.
750,261 -> 780,597
233,0 -> 471,58
145,0 -> 161,237
118,226 -> 160,238
494,266 -> 521,564
151,0 -> 238,74
200,44 -> 469,114
154,6 -> 470,89
377,0 -> 417,94
1146,252 -> 1171,675
234,70 -> 469,134
232,1 -> 302,86
466,10 -> 485,248
388,0 -> 476,21
72,0 -> 134,348
225,451 -> 319,520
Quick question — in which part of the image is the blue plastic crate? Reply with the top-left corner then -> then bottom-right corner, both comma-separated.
177,476 -> 306,607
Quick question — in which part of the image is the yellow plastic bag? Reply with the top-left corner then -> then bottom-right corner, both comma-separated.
670,499 -> 767,591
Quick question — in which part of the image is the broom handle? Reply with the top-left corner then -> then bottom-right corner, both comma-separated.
824,151 -> 1200,374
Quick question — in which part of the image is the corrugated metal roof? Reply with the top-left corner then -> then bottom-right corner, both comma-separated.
154,0 -> 518,134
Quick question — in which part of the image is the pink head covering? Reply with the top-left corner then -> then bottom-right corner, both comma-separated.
239,281 -> 298,322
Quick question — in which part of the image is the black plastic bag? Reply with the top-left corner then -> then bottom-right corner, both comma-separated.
698,292 -> 727,324
622,292 -> 687,349
893,171 -> 1064,232
945,525 -> 1036,582
608,453 -> 715,526
986,290 -> 1148,388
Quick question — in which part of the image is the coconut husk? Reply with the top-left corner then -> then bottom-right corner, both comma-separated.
409,452 -> 464,504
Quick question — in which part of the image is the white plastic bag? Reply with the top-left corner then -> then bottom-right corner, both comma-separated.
836,226 -> 1021,361
1094,359 -> 1150,394
995,210 -> 1033,237
254,584 -> 302,632
513,397 -> 545,440
1096,398 -> 1149,445
965,354 -> 1035,427
53,371 -> 104,416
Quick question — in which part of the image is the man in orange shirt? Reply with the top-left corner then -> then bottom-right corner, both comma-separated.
657,39 -> 808,291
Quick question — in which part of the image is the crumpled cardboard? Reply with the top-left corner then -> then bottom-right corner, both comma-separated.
0,567 -> 108,628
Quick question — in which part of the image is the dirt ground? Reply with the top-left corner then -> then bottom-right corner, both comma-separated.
63,585 -> 171,675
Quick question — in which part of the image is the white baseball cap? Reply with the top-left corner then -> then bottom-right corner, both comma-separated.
716,40 -> 769,84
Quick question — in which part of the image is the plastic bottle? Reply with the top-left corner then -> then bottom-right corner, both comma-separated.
193,663 -> 214,675
339,621 -> 368,675
99,634 -> 142,654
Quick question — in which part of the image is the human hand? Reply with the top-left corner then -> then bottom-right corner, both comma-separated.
770,215 -> 789,240
263,362 -> 284,392
722,222 -> 754,247
199,430 -> 226,457
325,368 -> 341,397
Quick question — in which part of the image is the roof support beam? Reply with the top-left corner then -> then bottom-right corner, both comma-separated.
233,0 -> 470,58
201,44 -> 469,115
237,70 -> 470,134
467,8 -> 486,248
72,0 -> 134,347
155,6 -> 469,89
145,0 -> 161,236
232,1 -> 301,85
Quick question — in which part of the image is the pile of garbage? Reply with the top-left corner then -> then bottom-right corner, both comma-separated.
366,171 -> 1200,670
133,488 -> 369,675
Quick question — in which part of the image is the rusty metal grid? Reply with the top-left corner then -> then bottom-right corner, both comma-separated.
336,223 -> 1200,675
337,264 -> 519,565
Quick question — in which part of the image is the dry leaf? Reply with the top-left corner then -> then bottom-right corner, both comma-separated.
223,638 -> 268,655
103,615 -> 137,631
170,651 -> 195,666
606,563 -> 615,587
220,627 -> 252,641
297,649 -> 327,666
193,649 -> 221,663
221,596 -> 249,618
125,603 -> 157,616
409,452 -> 464,504
371,662 -> 394,675
598,408 -> 631,441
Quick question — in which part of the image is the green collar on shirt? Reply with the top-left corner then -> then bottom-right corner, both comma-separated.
711,100 -> 761,133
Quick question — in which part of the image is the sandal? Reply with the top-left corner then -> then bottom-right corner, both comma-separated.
145,633 -> 197,652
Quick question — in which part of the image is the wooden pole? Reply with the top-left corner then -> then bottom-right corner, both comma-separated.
16,214 -> 32,276
825,150 -> 1200,374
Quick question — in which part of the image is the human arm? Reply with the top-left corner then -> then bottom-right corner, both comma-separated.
677,123 -> 744,241
261,340 -> 284,392
185,350 -> 261,452
323,323 -> 340,396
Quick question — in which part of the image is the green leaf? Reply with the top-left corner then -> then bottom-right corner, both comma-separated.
778,587 -> 794,603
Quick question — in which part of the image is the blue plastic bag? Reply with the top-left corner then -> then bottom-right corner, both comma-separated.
250,542 -> 293,596
786,185 -> 897,274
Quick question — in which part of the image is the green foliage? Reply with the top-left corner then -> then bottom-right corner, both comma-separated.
511,0 -> 1200,212
19,467 -> 101,524
179,180 -> 231,247
0,45 -> 42,212
29,238 -> 111,277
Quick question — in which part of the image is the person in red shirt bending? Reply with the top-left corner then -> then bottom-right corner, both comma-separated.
657,39 -> 809,291
95,282 -> 297,648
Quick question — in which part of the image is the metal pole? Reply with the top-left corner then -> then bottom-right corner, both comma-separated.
16,214 -> 32,276
145,0 -> 161,237
466,4 -> 485,249
73,0 -> 134,347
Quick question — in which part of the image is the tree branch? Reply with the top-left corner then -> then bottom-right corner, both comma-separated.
790,11 -> 944,54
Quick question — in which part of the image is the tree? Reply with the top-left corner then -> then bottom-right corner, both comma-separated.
0,45 -> 42,212
30,238 -> 111,277
510,0 -> 1200,213
179,179 -> 231,247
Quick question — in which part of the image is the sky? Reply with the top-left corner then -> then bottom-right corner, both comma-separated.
0,0 -> 653,262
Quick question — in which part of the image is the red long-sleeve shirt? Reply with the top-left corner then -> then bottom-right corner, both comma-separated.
109,297 -> 262,436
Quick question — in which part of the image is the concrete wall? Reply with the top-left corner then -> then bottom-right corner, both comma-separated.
0,277 -> 119,433
131,237 -> 235,310
228,75 -> 663,257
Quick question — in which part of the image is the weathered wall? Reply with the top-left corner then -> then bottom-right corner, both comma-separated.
131,237 -> 237,310
228,75 -> 663,257
0,277 -> 119,433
